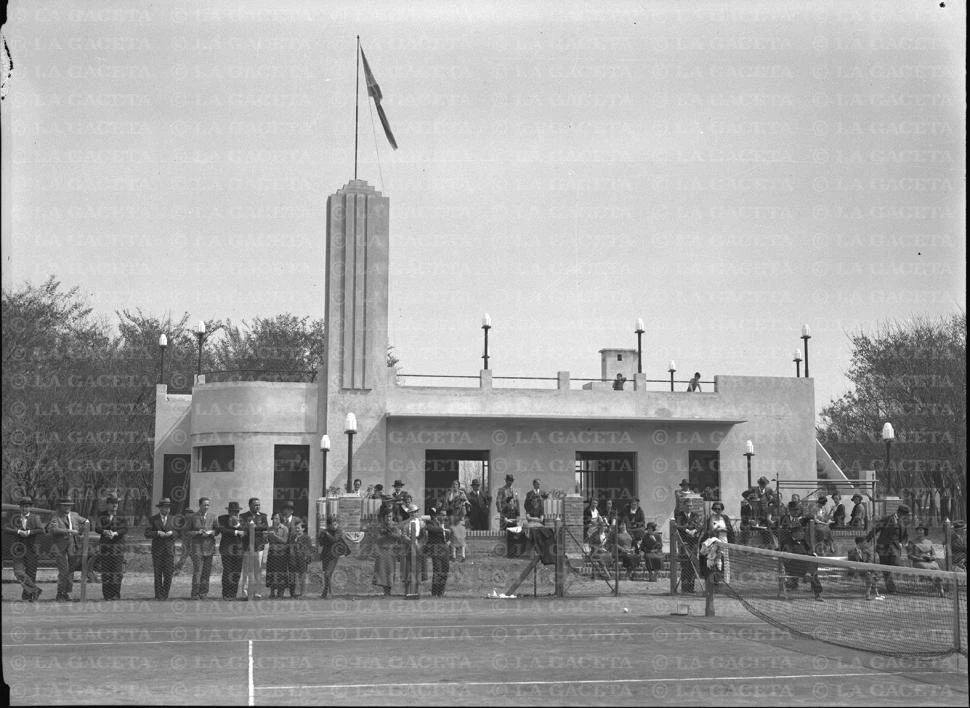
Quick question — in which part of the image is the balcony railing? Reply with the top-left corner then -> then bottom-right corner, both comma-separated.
396,373 -> 715,392
202,369 -> 318,383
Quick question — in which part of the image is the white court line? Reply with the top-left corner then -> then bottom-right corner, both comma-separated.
248,640 -> 254,707
254,670 -> 969,691
2,629 -> 671,649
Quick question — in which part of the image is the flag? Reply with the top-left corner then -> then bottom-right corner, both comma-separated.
360,47 -> 398,150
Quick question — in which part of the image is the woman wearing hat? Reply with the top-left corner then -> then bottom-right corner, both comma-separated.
641,522 -> 664,582
265,513 -> 290,598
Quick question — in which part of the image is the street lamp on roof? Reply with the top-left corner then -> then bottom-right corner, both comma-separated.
800,324 -> 811,378
345,414 -> 358,493
158,334 -> 168,385
743,440 -> 755,490
882,422 -> 895,495
194,321 -> 207,376
793,349 -> 802,378
635,318 -> 645,374
668,360 -> 676,392
481,314 -> 492,371
320,434 -> 330,497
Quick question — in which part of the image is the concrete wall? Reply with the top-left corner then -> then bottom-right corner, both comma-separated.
152,385 -> 192,505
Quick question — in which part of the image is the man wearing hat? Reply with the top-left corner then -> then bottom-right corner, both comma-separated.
5,496 -> 45,601
401,502 -> 425,596
218,502 -> 246,599
144,498 -> 177,600
866,504 -> 910,594
849,494 -> 869,529
95,496 -> 128,600
48,498 -> 89,602
496,474 -> 520,531
239,497 -> 269,599
187,497 -> 219,600
467,479 -> 490,531
390,480 -> 412,522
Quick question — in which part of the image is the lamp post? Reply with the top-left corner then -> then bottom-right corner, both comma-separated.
320,435 -> 330,497
800,324 -> 811,378
194,320 -> 207,376
882,421 -> 895,496
744,440 -> 755,491
481,314 -> 492,370
635,318 -> 645,374
793,349 -> 802,378
158,334 -> 168,385
668,360 -> 676,392
345,414 -> 357,493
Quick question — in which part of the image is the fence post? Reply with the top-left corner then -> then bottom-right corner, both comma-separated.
704,567 -> 715,616
669,519 -> 678,594
943,519 -> 952,571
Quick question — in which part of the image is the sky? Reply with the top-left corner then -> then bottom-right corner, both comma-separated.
1,0 -> 965,415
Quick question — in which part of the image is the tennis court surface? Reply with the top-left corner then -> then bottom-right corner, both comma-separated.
3,593 -> 967,706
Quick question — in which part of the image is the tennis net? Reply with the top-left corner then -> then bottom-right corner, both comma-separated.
714,541 -> 967,658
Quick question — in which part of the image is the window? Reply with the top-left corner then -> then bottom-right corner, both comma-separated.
199,445 -> 234,473
575,451 -> 637,511
617,354 -> 623,361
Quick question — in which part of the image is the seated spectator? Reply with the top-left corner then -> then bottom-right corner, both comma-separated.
621,498 -> 646,546
849,494 -> 869,529
782,522 -> 823,601
584,499 -> 603,539
907,524 -> 944,597
847,535 -> 880,600
602,499 -> 617,527
686,372 -> 702,392
641,522 -> 664,582
831,493 -> 846,527
614,523 -> 639,580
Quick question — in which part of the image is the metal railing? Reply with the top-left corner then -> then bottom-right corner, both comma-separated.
202,369 -> 318,383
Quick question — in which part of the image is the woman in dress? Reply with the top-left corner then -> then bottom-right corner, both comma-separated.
907,524 -> 945,597
265,513 -> 290,598
641,521 -> 664,582
701,502 -> 735,583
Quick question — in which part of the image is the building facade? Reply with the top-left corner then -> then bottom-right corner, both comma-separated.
153,180 -> 819,537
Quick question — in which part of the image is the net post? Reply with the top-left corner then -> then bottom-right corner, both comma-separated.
952,574 -> 962,654
614,526 -> 620,597
943,519 -> 952,571
704,569 -> 715,616
80,519 -> 90,604
808,518 -> 816,553
555,521 -> 565,598
669,519 -> 678,594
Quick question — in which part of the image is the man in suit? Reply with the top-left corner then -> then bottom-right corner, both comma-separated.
187,497 -> 219,600
218,501 -> 246,600
467,479 -> 490,531
317,515 -> 345,598
239,497 -> 269,599
95,495 -> 128,600
144,498 -> 177,600
48,498 -> 89,602
496,474 -> 520,531
390,480 -> 411,522
866,504 -> 910,594
5,496 -> 45,601
524,479 -> 547,522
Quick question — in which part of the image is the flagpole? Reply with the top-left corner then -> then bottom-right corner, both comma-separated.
354,35 -> 360,180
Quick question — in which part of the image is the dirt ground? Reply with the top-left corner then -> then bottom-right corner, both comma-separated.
3,565 -> 967,706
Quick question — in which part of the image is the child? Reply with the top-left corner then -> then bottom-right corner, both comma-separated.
847,535 -> 880,601
288,520 -> 313,598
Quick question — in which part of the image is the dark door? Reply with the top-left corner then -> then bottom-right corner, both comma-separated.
575,451 -> 638,515
688,450 -> 721,501
274,445 -> 310,522
424,450 -> 490,522
162,454 -> 191,516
